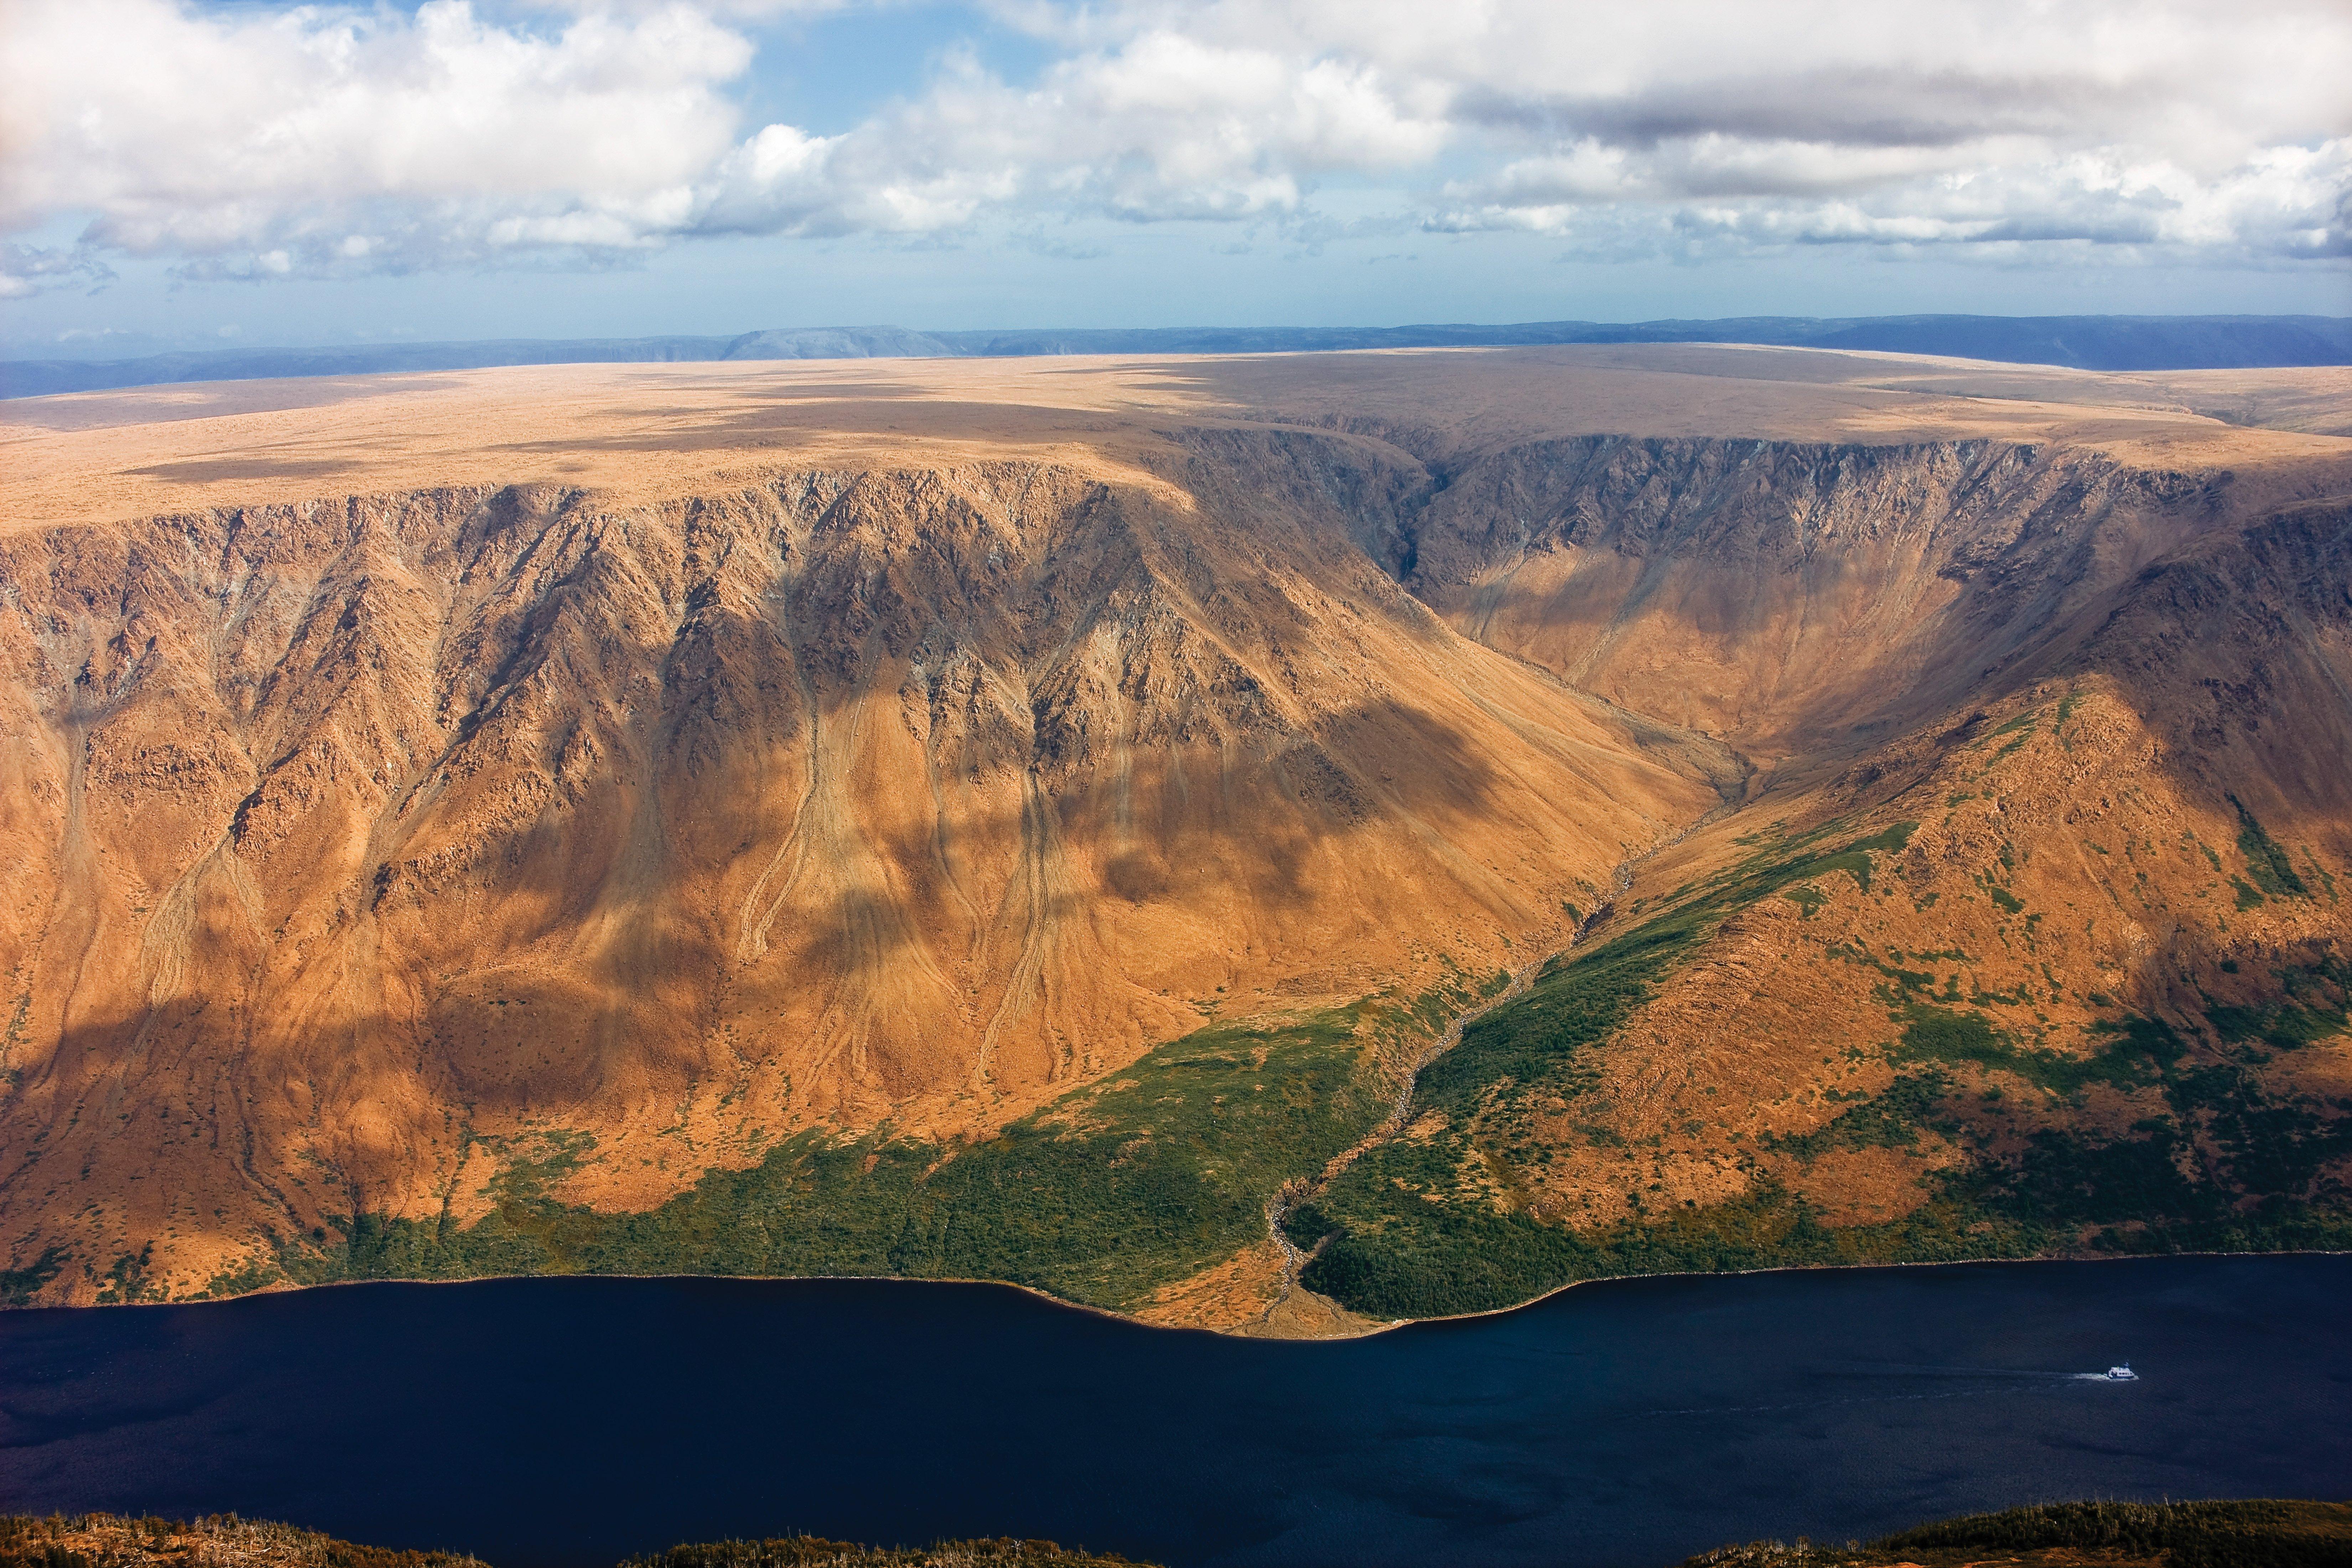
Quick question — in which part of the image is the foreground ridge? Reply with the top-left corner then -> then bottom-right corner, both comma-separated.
0,1514 -> 489,1568
11,1501 -> 2350,1568
1688,1500 -> 2352,1568
0,1518 -> 1137,1568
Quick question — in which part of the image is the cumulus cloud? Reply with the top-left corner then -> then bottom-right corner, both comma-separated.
1405,0 -> 2352,263
695,36 -> 1448,235
1,0 -> 2345,292
0,0 -> 751,284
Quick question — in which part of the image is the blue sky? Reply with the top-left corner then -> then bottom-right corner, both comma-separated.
4,0 -> 2347,358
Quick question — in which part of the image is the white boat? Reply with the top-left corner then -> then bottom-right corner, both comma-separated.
2104,1363 -> 2138,1381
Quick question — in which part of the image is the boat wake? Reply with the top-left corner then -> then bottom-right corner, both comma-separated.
1643,1362 -> 2139,1418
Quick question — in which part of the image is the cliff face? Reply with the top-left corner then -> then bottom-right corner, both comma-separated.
1387,435 -> 2335,762
1,349 -> 2346,1316
0,446 -> 1713,1300
1279,445 -> 2352,1322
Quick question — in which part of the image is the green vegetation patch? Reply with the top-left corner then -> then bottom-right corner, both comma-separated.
93,1243 -> 158,1305
2206,959 -> 2350,1051
1786,998 -> 2348,1249
1779,822 -> 1915,897
1298,1004 -> 2352,1319
0,1245 -> 66,1308
2231,795 -> 2309,898
1297,1181 -> 1783,1321
1815,1006 -> 2350,1260
1892,1004 -> 2177,1096
1288,821 -> 1924,1318
1285,807 -> 2352,1322
277,1009 -> 1388,1312
1299,1167 -> 2083,1321
1989,714 -> 2038,763
1767,1070 -> 1952,1158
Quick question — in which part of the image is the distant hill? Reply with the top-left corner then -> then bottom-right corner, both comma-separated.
6,313 -> 2347,397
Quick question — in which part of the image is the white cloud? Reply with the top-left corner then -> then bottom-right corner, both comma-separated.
0,0 -> 750,282
1378,0 -> 2352,262
1,0 -> 2345,293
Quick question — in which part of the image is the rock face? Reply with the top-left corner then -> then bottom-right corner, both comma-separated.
0,441 -> 1711,1300
1275,430 -> 2352,1322
1395,436 -> 2321,758
0,347 -> 2346,1314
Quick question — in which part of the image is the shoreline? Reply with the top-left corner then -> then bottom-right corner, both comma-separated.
15,1243 -> 2346,1339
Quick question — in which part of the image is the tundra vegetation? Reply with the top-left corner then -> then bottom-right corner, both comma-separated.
0,1518 -> 1138,1568
1687,1500 -> 2352,1568
10,1501 -> 2349,1568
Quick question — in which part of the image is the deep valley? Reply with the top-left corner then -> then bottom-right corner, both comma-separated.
1,345 -> 2346,1322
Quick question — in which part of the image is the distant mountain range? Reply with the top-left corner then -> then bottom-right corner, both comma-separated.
6,313 -> 2348,398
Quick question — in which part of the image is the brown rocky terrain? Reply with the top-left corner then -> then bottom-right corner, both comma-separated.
0,345 -> 2345,1315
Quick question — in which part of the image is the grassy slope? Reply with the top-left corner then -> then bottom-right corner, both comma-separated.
146,792 -> 2349,1325
1290,818 -> 2352,1320
210,978 -> 1512,1311
55,695 -> 2340,1325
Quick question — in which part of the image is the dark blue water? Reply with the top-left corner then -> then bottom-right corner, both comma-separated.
3,1257 -> 2348,1568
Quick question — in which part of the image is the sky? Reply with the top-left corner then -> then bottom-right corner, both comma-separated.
2,0 -> 2348,357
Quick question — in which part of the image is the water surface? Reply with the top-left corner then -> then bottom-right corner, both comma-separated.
3,1256 -> 2347,1568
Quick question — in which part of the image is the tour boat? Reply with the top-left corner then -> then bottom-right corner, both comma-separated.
2104,1363 -> 2138,1381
